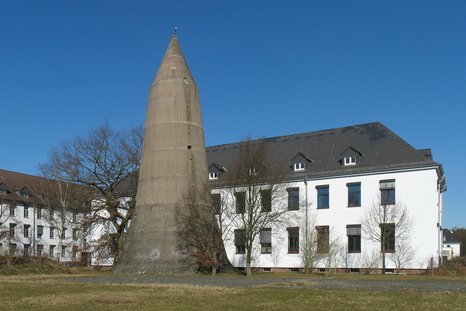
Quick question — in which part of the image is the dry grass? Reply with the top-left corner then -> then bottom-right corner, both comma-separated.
0,274 -> 465,311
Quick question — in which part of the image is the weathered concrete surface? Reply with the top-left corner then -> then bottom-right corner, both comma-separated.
115,35 -> 209,273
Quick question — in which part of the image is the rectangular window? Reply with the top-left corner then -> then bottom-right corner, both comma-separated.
212,193 -> 221,215
23,205 -> 29,218
37,208 -> 42,219
37,244 -> 43,257
380,223 -> 395,253
9,205 -> 15,217
37,225 -> 44,238
287,188 -> 299,211
9,243 -> 17,255
287,227 -> 299,253
72,245 -> 78,258
23,244 -> 30,256
347,183 -> 361,207
293,162 -> 305,171
24,224 -> 30,238
235,192 -> 246,214
72,228 -> 78,240
50,227 -> 55,239
61,246 -> 66,258
72,212 -> 77,223
234,229 -> 245,254
316,226 -> 330,254
61,228 -> 67,239
9,223 -> 16,237
380,179 -> 395,205
209,172 -> 218,180
317,185 -> 329,209
347,225 -> 361,253
260,228 -> 272,253
49,209 -> 55,220
260,189 -> 272,212
49,245 -> 55,257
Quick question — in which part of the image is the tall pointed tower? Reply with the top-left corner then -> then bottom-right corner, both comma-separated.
116,34 -> 209,273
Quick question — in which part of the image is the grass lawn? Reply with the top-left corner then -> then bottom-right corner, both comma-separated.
0,274 -> 465,311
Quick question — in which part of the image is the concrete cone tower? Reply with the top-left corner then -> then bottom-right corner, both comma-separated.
116,34 -> 209,273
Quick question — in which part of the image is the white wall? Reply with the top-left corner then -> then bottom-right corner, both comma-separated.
218,167 -> 442,270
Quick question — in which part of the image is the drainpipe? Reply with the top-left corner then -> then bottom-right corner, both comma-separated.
32,205 -> 36,256
304,177 -> 309,251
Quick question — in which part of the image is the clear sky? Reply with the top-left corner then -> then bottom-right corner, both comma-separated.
0,1 -> 465,227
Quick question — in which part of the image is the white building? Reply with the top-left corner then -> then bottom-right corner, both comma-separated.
207,122 -> 446,272
442,229 -> 461,261
0,169 -> 90,264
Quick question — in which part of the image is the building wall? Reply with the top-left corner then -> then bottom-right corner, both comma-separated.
0,202 -> 87,263
217,166 -> 442,270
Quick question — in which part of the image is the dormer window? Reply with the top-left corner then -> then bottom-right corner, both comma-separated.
209,172 -> 218,180
248,168 -> 259,176
343,156 -> 357,166
293,162 -> 305,171
290,152 -> 313,172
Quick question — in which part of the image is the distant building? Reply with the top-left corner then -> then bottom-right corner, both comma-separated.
0,169 -> 90,264
442,229 -> 461,261
208,122 -> 447,271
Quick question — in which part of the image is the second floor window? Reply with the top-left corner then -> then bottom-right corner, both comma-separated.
50,227 -> 55,239
287,188 -> 299,211
37,225 -> 44,238
23,205 -> 29,218
212,193 -> 221,215
24,225 -> 30,238
235,192 -> 246,214
317,186 -> 329,209
380,180 -> 395,205
260,189 -> 272,212
347,183 -> 361,207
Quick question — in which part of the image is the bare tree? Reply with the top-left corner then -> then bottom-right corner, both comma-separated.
361,194 -> 412,274
0,197 -> 11,254
223,139 -> 288,277
39,122 -> 143,266
177,186 -> 228,275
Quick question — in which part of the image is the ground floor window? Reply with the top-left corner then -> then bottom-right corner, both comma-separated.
380,223 -> 395,253
287,227 -> 299,253
260,228 -> 272,253
346,224 -> 361,253
234,229 -> 245,254
316,226 -> 329,254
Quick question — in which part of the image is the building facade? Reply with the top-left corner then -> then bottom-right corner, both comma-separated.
207,122 -> 446,271
0,169 -> 89,264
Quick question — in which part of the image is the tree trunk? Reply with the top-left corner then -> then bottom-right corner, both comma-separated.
246,248 -> 252,277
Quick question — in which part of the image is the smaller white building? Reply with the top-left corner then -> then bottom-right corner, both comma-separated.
442,229 -> 461,261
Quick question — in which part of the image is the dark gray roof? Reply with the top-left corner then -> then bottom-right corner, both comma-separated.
206,122 -> 445,184
443,229 -> 461,244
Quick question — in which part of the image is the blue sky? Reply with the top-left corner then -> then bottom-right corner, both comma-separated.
0,1 -> 465,227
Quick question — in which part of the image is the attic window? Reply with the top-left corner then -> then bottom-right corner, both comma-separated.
248,168 -> 259,176
0,189 -> 7,195
343,156 -> 357,166
208,172 -> 218,180
293,162 -> 305,171
18,191 -> 30,198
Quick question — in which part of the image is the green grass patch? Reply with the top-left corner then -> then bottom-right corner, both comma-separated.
0,274 -> 465,311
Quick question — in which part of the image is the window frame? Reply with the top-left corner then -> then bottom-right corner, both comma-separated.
380,179 -> 395,205
234,192 -> 246,214
260,189 -> 272,212
287,187 -> 299,211
346,224 -> 361,253
293,162 -> 305,171
380,223 -> 395,253
260,228 -> 272,254
347,182 -> 361,207
316,185 -> 330,209
316,225 -> 330,254
234,229 -> 246,254
208,172 -> 218,180
287,227 -> 299,254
